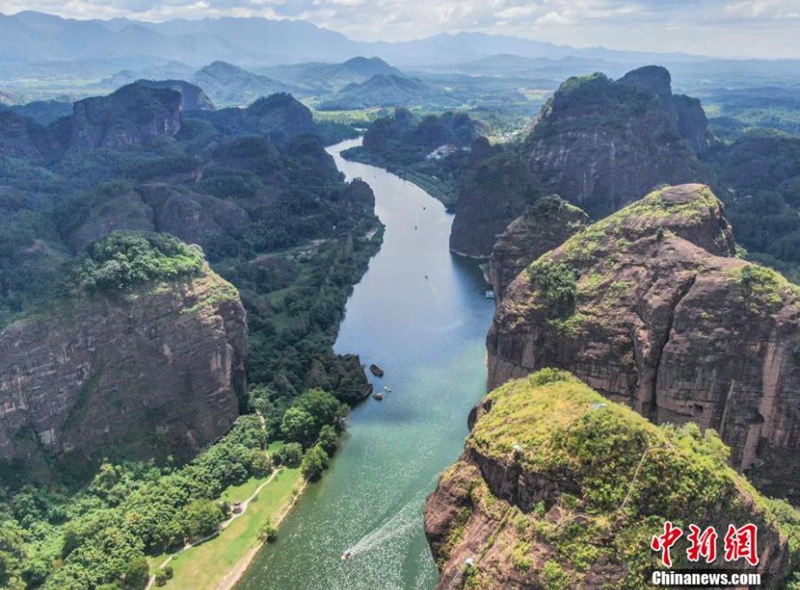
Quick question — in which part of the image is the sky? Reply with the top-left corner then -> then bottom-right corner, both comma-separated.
3,0 -> 800,58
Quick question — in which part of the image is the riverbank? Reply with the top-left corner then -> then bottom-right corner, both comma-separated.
148,468 -> 303,590
234,138 -> 495,590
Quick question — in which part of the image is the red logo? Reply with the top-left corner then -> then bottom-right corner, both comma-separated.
686,525 -> 718,564
651,521 -> 683,568
651,522 -> 759,568
724,524 -> 759,567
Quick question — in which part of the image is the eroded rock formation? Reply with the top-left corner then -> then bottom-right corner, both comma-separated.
527,65 -> 711,217
487,184 -> 800,502
489,195 -> 588,300
425,371 -> 795,589
449,153 -> 540,258
67,83 -> 182,149
0,262 -> 247,475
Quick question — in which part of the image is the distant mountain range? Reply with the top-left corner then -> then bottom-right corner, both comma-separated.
0,10 -> 720,75
2,10 -> 800,106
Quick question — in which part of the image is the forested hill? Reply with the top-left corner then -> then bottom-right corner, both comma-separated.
0,82 -> 380,588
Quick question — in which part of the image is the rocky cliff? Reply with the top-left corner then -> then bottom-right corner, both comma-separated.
137,79 -> 216,112
425,370 -> 797,590
0,110 -> 55,159
489,195 -> 588,300
487,184 -> 800,503
527,66 -> 711,217
67,83 -> 182,150
449,153 -> 540,258
0,235 -> 247,477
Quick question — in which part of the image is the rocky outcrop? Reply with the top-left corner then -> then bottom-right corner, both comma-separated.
203,92 -> 318,145
425,371 -> 795,589
449,153 -> 540,258
0,110 -> 54,159
0,260 -> 247,475
137,79 -> 216,112
487,184 -> 800,503
65,185 -> 250,255
489,195 -> 588,300
67,83 -> 182,150
362,107 -> 480,156
527,66 -> 711,217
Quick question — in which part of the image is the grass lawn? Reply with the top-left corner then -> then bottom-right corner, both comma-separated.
157,468 -> 302,589
221,475 -> 270,505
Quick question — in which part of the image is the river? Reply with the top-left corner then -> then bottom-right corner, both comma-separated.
235,138 -> 495,590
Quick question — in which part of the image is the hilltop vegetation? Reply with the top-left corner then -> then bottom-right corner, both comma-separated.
426,369 -> 800,589
0,82 -> 380,589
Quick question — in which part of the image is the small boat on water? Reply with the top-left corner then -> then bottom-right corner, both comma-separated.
373,392 -> 384,400
369,364 -> 384,377
384,386 -> 391,392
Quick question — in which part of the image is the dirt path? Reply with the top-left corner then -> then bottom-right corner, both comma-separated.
145,468 -> 283,590
214,480 -> 308,590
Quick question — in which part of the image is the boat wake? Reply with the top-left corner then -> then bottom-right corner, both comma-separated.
343,495 -> 424,559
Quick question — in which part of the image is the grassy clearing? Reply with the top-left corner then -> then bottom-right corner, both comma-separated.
155,468 -> 302,589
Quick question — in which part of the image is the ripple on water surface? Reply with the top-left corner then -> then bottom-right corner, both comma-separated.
235,138 -> 495,590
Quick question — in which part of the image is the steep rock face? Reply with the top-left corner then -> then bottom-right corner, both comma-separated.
137,183 -> 250,252
0,110 -> 54,159
68,83 -> 182,150
489,195 -> 588,300
0,263 -> 247,473
425,372 -> 795,590
527,66 -> 711,217
65,185 -> 250,255
204,93 -> 317,145
487,184 -> 800,502
137,79 -> 216,112
449,153 -> 540,258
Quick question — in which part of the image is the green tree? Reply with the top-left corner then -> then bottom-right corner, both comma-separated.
280,407 -> 316,445
184,500 -> 223,541
294,389 -> 347,430
318,424 -> 338,455
249,450 -> 273,476
259,520 -> 278,543
274,443 -> 303,467
301,445 -> 329,482
123,556 -> 150,590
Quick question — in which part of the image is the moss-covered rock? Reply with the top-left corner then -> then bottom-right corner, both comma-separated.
488,184 -> 800,503
490,195 -> 588,301
425,369 -> 799,590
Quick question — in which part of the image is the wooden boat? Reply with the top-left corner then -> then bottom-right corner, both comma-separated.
369,364 -> 384,377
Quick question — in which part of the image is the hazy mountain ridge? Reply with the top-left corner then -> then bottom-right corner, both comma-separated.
2,9 -> 796,79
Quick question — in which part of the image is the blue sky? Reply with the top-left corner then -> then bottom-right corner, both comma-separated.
4,0 -> 800,58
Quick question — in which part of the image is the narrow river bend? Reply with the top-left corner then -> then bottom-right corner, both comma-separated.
236,138 -> 495,590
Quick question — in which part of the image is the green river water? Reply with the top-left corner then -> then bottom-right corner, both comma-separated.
235,138 -> 495,590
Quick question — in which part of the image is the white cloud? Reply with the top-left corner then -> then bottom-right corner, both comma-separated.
4,0 -> 800,57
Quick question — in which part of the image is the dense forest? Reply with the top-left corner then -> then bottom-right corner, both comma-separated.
0,84 -> 379,588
